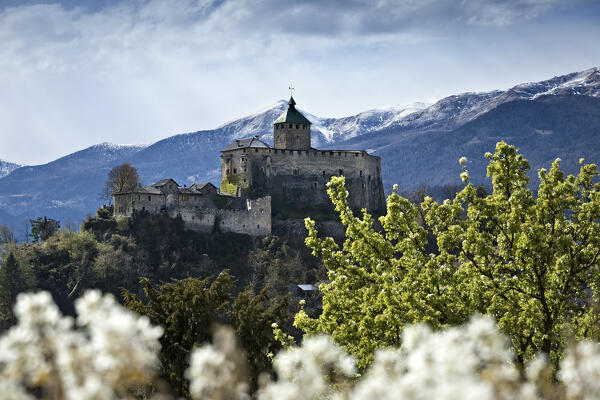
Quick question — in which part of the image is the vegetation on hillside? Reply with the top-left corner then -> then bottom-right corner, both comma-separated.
1,142 -> 600,398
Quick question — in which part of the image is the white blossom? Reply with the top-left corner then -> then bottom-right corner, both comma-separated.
560,340 -> 600,400
459,157 -> 468,166
0,291 -> 163,399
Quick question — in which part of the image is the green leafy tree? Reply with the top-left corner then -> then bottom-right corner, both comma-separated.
29,216 -> 60,242
122,272 -> 233,398
296,142 -> 600,370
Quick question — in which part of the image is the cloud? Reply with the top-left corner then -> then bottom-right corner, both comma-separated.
0,0 -> 596,165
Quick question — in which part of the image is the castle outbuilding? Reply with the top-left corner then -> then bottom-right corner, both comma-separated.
114,96 -> 385,235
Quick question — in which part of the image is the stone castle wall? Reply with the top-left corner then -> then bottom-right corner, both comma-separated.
170,196 -> 271,236
114,191 -> 271,236
220,147 -> 385,215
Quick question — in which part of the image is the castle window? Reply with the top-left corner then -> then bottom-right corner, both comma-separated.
368,175 -> 371,181
257,224 -> 260,229
330,151 -> 334,155
345,153 -> 347,157
362,183 -> 365,189
233,168 -> 237,173
322,171 -> 325,176
293,169 -> 299,175
243,179 -> 247,183
142,207 -> 146,211
303,125 -> 306,130
360,170 -> 363,177
338,169 -> 344,176
138,195 -> 140,200
314,182 -> 318,188
148,196 -> 151,201
243,167 -> 246,172
226,169 -> 230,174
296,124 -> 299,129
362,153 -> 365,157
289,124 -> 292,128
255,148 -> 258,152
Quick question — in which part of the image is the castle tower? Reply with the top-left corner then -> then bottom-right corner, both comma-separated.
273,97 -> 312,149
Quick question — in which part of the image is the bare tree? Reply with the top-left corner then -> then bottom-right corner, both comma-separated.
0,225 -> 15,245
101,163 -> 141,204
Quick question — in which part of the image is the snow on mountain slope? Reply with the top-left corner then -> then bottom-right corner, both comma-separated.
372,67 -> 600,137
1,67 -> 599,233
0,159 -> 21,178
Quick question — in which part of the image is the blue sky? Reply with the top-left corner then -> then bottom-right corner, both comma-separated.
1,0 -> 599,165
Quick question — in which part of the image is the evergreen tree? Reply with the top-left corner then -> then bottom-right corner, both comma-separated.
229,286 -> 290,390
0,252 -> 28,328
122,272 -> 233,398
29,216 -> 60,242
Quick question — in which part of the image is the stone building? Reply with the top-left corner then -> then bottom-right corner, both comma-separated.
114,96 -> 384,236
220,97 -> 385,216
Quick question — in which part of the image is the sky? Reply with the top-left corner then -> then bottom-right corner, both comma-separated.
0,0 -> 599,165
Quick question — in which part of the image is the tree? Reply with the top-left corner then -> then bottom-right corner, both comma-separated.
0,252 -> 29,328
122,272 -> 233,398
229,286 -> 290,390
29,216 -> 60,242
102,162 -> 141,203
0,225 -> 15,246
296,142 -> 600,370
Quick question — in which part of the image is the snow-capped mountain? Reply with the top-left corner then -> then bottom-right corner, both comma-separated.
0,159 -> 21,179
0,67 -> 599,234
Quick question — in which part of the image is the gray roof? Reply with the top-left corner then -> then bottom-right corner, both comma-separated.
274,97 -> 312,125
152,178 -> 179,187
222,136 -> 271,152
115,185 -> 162,195
190,182 -> 217,191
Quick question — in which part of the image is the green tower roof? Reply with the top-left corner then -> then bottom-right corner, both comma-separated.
274,96 -> 312,125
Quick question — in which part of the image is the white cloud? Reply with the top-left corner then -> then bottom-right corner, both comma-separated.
0,0 -> 596,165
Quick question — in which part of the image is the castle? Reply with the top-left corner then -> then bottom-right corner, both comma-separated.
113,97 -> 385,236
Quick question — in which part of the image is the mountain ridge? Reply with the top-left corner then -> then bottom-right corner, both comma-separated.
0,66 -> 599,233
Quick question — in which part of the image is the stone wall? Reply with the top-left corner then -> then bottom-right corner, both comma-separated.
170,195 -> 271,236
114,191 -> 271,237
220,147 -> 385,215
114,192 -> 166,215
274,123 -> 311,149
